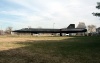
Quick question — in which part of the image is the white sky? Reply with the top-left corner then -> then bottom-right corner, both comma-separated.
0,0 -> 100,30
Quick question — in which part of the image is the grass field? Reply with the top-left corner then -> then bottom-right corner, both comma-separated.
0,35 -> 100,63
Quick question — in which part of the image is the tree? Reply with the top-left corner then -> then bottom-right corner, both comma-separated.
88,25 -> 96,33
92,2 -> 100,17
5,27 -> 13,34
77,22 -> 86,28
0,30 -> 3,35
76,22 -> 86,36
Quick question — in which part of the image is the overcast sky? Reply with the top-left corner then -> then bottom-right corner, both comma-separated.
0,0 -> 100,30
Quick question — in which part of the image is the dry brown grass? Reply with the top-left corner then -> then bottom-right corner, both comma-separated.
0,36 -> 70,42
0,35 -> 71,51
0,35 -> 73,63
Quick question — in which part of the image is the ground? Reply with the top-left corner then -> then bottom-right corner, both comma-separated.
0,35 -> 100,63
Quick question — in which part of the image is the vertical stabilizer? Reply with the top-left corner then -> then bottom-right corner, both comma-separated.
67,24 -> 75,29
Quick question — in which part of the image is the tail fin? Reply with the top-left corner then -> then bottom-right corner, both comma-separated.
67,24 -> 75,29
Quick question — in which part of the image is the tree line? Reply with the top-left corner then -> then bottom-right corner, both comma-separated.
0,27 -> 12,35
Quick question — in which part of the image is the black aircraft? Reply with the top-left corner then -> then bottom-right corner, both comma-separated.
12,24 -> 87,36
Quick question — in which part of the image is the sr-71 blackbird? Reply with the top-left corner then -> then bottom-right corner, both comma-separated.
12,24 -> 87,36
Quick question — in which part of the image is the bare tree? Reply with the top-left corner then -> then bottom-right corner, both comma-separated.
88,25 -> 96,33
76,22 -> 86,36
77,22 -> 86,28
0,30 -> 3,35
5,27 -> 13,34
